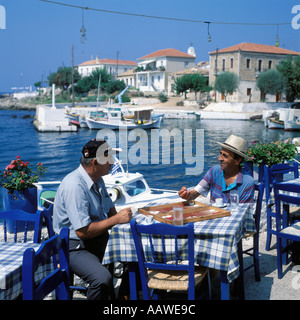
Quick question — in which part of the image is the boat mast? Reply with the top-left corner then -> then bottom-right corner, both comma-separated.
96,73 -> 101,119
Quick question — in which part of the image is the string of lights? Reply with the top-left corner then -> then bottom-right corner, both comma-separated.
39,0 -> 290,26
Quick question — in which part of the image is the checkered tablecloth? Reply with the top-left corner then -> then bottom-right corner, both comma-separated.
102,203 -> 255,283
0,242 -> 52,300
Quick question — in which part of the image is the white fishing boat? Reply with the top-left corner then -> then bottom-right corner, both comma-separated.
35,159 -> 180,212
267,116 -> 284,129
86,107 -> 162,130
285,119 -> 300,131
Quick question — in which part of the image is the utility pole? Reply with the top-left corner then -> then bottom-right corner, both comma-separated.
72,45 -> 75,108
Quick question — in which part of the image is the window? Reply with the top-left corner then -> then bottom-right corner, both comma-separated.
230,58 -> 234,68
268,60 -> 272,69
158,76 -> 160,82
246,58 -> 251,69
247,88 -> 252,96
222,59 -> 226,71
258,60 -> 262,72
124,180 -> 146,196
185,61 -> 189,67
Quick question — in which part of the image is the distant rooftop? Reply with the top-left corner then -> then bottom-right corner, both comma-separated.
210,42 -> 300,55
78,58 -> 137,66
138,48 -> 195,60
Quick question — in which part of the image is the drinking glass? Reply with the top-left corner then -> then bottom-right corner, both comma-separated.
173,206 -> 183,226
230,190 -> 239,212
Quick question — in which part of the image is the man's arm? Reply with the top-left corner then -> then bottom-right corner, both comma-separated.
75,207 -> 132,240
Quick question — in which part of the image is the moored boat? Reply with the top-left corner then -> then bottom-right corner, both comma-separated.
267,117 -> 284,129
86,107 -> 162,130
284,120 -> 300,131
35,159 -> 180,212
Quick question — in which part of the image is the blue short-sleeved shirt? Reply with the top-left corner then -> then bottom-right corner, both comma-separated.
53,165 -> 114,239
194,164 -> 254,204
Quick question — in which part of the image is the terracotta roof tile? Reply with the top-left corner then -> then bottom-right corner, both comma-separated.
210,42 -> 300,55
78,59 -> 137,66
138,48 -> 195,60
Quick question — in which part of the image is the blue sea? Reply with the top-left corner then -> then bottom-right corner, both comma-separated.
1,108 -> 299,210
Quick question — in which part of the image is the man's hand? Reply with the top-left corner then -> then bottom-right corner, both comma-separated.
178,186 -> 191,200
115,207 -> 132,224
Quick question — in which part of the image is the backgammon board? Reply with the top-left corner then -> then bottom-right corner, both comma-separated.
138,201 -> 231,225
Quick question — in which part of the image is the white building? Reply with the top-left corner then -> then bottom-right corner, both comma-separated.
77,57 -> 137,79
134,48 -> 196,93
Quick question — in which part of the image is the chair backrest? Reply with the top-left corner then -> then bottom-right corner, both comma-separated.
264,161 -> 299,202
130,220 -> 195,298
22,227 -> 70,300
274,182 -> 300,231
41,204 -> 55,238
0,209 -> 43,243
253,183 -> 265,232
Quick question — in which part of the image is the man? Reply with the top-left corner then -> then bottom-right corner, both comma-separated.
178,134 -> 254,204
53,139 -> 132,300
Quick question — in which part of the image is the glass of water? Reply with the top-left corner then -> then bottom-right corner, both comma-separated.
230,190 -> 239,212
173,206 -> 183,226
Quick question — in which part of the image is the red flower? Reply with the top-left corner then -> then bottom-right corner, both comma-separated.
16,156 -> 20,159
21,180 -> 25,183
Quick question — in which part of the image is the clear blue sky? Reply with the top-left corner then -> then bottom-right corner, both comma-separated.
0,0 -> 299,93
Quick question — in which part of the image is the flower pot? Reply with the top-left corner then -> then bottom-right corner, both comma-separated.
1,187 -> 37,233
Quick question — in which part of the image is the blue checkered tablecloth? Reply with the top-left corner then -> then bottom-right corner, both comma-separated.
0,242 -> 51,300
102,203 -> 255,283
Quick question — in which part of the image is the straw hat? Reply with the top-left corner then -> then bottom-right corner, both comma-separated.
217,134 -> 249,160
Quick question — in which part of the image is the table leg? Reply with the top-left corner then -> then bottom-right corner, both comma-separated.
128,262 -> 138,300
237,240 -> 245,300
220,271 -> 230,300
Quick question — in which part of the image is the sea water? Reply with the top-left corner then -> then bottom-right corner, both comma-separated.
0,109 -> 299,210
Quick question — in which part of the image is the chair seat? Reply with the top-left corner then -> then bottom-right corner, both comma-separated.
280,221 -> 300,237
147,266 -> 207,291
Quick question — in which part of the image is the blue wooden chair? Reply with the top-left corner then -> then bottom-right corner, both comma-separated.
22,227 -> 70,300
274,182 -> 300,279
241,182 -> 265,281
0,209 -> 44,243
264,162 -> 299,251
130,220 -> 211,300
40,204 -> 87,298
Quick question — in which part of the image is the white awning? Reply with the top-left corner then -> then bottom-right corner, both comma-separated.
139,59 -> 156,65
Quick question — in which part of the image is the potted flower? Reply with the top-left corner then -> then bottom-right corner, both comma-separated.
246,139 -> 298,181
0,156 -> 47,232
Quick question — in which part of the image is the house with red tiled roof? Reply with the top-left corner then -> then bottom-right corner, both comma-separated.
134,47 -> 196,93
209,42 -> 300,103
77,57 -> 137,79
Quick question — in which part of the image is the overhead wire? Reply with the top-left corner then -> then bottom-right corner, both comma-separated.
39,0 -> 290,26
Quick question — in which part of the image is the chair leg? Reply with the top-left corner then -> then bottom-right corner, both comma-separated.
277,236 -> 283,279
265,214 -> 272,251
253,235 -> 261,282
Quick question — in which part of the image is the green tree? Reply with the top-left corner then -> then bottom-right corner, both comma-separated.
48,66 -> 81,91
190,74 -> 212,100
174,76 -> 190,98
75,68 -> 112,94
174,74 -> 211,99
214,72 -> 239,102
256,69 -> 285,102
106,80 -> 126,94
277,55 -> 300,102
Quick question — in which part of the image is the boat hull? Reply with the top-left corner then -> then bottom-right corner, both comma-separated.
86,116 -> 162,130
284,121 -> 300,131
268,118 -> 284,129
